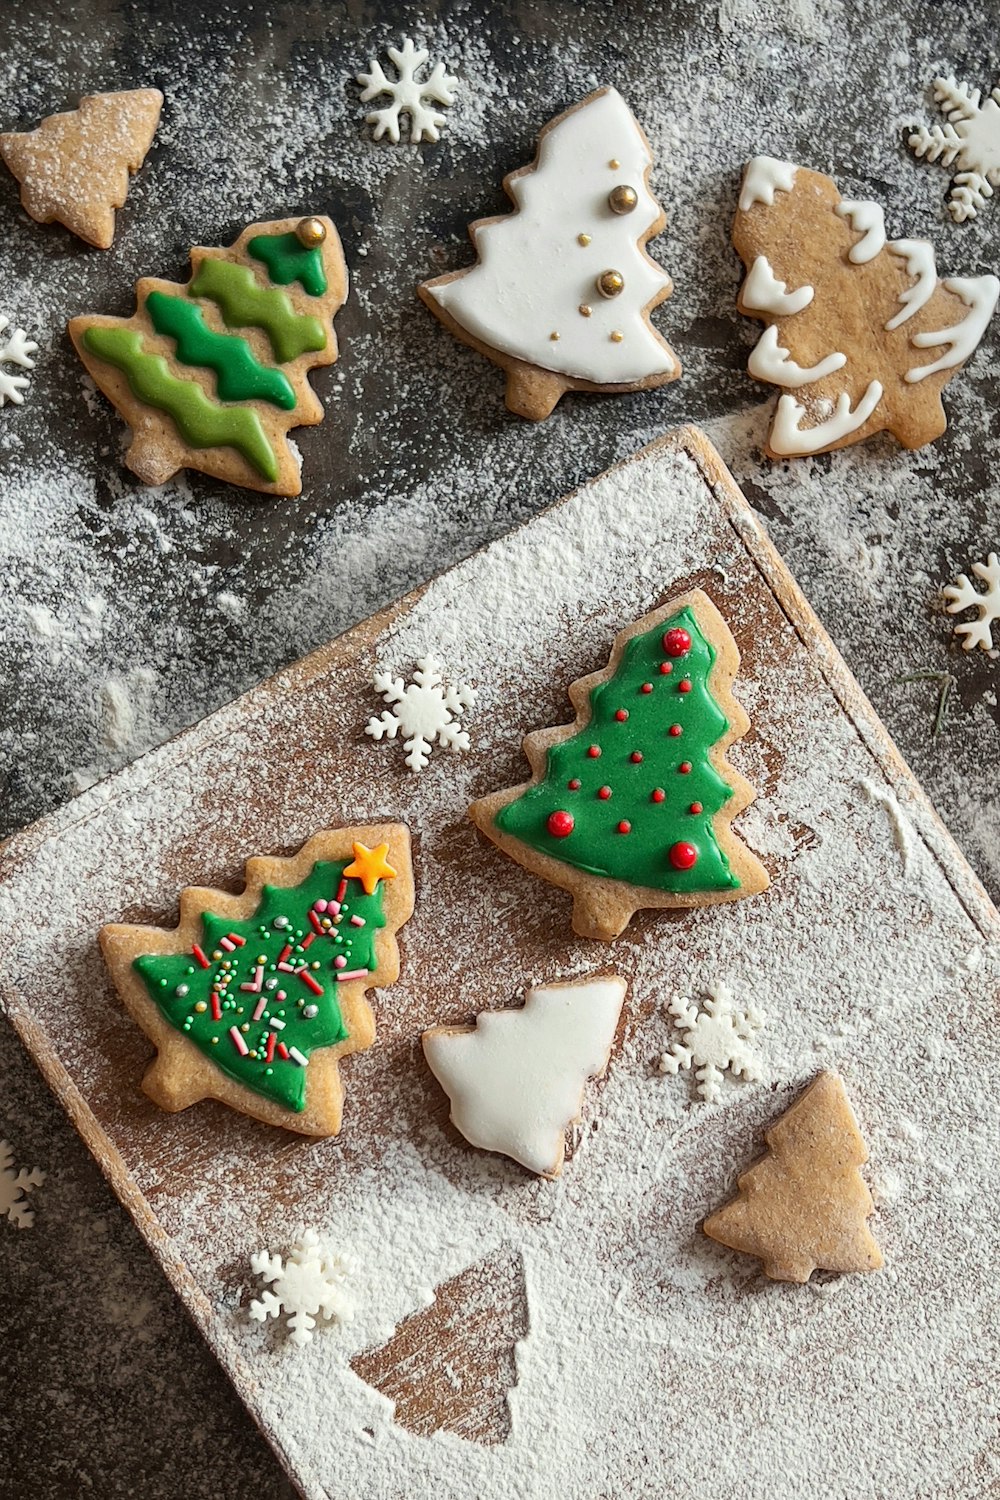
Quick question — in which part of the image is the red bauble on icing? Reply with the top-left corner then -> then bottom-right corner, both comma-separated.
630,751 -> 643,763
587,745 -> 601,758
568,778 -> 581,790
547,810 -> 574,838
669,724 -> 683,737
679,760 -> 692,774
615,708 -> 629,721
663,628 -> 691,658
669,840 -> 698,870
597,785 -> 612,801
617,820 -> 631,834
640,682 -> 653,694
651,788 -> 665,803
659,662 -> 672,675
689,801 -> 703,814
678,679 -> 692,694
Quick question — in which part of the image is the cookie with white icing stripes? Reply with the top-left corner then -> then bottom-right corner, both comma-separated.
418,86 -> 680,421
734,156 -> 998,458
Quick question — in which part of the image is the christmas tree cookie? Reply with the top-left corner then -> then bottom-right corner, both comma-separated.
69,215 -> 348,495
100,825 -> 413,1136
0,88 -> 162,249
418,86 -> 680,420
734,155 -> 999,457
469,590 -> 768,941
703,1071 -> 884,1283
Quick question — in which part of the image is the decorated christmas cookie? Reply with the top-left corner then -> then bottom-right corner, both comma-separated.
68,215 -> 348,495
469,589 -> 769,941
734,156 -> 999,457
703,1071 -> 883,1283
100,825 -> 413,1136
423,976 -> 626,1178
0,88 -> 162,249
418,86 -> 680,420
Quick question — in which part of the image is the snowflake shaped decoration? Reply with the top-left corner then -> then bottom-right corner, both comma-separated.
943,552 -> 1000,651
249,1228 -> 356,1347
908,76 -> 1000,222
0,314 -> 37,406
657,984 -> 765,1104
366,654 -> 476,772
357,38 -> 459,144
0,1139 -> 45,1228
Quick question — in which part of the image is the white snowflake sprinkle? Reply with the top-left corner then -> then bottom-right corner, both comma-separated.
365,654 -> 476,772
943,551 -> 1000,651
357,38 -> 458,144
0,314 -> 37,406
0,1139 -> 45,1228
248,1228 -> 356,1347
909,75 -> 1000,222
657,984 -> 765,1104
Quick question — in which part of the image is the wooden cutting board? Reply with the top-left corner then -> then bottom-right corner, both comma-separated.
2,427 -> 997,1500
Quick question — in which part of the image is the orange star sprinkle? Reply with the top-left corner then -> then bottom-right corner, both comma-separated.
343,841 -> 397,895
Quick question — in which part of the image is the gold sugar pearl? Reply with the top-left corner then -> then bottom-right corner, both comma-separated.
610,330 -> 624,342
608,184 -> 638,215
550,331 -> 560,341
609,158 -> 621,169
597,269 -> 625,299
579,303 -> 592,318
577,233 -> 592,246
296,216 -> 327,248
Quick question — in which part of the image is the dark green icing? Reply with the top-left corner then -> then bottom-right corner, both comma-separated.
145,291 -> 296,409
248,231 -> 328,296
495,605 -> 741,895
134,861 -> 386,1113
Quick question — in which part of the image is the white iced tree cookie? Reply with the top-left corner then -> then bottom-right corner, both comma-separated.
422,976 -> 626,1178
248,1227 -> 356,1346
419,87 -> 680,420
357,38 -> 458,144
909,75 -> 1000,223
0,314 -> 37,407
365,654 -> 476,772
943,551 -> 1000,651
733,157 -> 998,458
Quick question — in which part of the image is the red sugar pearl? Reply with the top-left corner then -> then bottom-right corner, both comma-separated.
547,810 -> 574,838
689,801 -> 703,814
615,708 -> 629,722
659,662 -> 673,675
617,820 -> 632,834
640,682 -> 653,694
651,788 -> 665,803
630,751 -> 643,763
587,745 -> 601,758
663,627 -> 692,658
678,679 -> 692,694
669,840 -> 698,870
679,761 -> 692,774
597,785 -> 612,800
669,724 -> 683,737
567,778 -> 581,791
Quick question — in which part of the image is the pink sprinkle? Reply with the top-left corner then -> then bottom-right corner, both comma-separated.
252,994 -> 268,1021
350,914 -> 366,928
314,899 -> 328,914
229,1026 -> 249,1056
240,965 -> 264,994
334,955 -> 347,970
336,968 -> 369,982
277,962 -> 295,973
220,937 -> 236,952
276,990 -> 287,1001
327,900 -> 341,916
336,879 -> 348,902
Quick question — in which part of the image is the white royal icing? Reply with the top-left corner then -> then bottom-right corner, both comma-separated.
741,255 -> 814,316
748,324 -> 846,388
422,976 -> 627,1177
905,274 -> 1000,382
770,381 -> 884,454
738,155 -> 798,212
835,199 -> 887,264
885,239 -> 939,331
426,89 -> 675,385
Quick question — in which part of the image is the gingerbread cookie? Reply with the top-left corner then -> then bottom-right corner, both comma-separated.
734,155 -> 999,458
100,825 -> 413,1136
1,88 -> 162,250
69,215 -> 347,495
469,590 -> 768,942
418,86 -> 680,420
423,976 -> 626,1178
703,1071 -> 884,1283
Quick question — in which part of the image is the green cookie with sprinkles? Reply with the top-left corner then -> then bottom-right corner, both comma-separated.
100,825 -> 413,1136
470,590 -> 769,941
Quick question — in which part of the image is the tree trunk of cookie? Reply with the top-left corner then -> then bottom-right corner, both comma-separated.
504,365 -> 566,422
571,890 -> 634,943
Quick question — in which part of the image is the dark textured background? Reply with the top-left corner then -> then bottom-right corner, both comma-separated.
2,2 -> 998,1496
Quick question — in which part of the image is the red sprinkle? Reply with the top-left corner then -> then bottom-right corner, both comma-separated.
308,909 -> 324,935
640,682 -> 653,694
617,820 -> 631,834
597,786 -> 612,800
265,1032 -> 276,1064
651,788 -> 666,803
615,708 -> 628,722
336,879 -> 348,903
568,778 -> 581,790
278,944 -> 292,965
689,801 -> 704,814
663,627 -> 692,657
669,840 -> 699,870
679,761 -> 692,774
300,932 -> 316,950
659,662 -> 673,675
277,1042 -> 291,1061
547,810 -> 575,838
669,725 -> 683,737
630,751 -> 643,763
211,993 -> 222,1022
192,945 -> 210,969
299,968 -> 323,995
587,745 -> 601,759
678,679 -> 692,694
226,932 -> 246,947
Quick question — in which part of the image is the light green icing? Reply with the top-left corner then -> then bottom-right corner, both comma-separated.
189,257 -> 327,362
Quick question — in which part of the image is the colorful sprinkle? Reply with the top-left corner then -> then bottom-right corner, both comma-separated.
309,909 -> 324,935
269,1017 -> 286,1031
252,994 -> 268,1021
350,914 -> 366,927
288,1047 -> 309,1067
298,968 -> 323,995
335,968 -> 369,982
192,944 -> 210,969
265,1032 -> 276,1064
229,1025 -> 249,1056
277,1042 -> 290,1060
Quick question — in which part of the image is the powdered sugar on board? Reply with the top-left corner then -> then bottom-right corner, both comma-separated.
2,434 -> 998,1500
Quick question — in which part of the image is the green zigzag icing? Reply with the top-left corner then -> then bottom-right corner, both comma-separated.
190,258 -> 327,363
81,327 -> 279,482
248,231 -> 328,296
145,292 -> 296,410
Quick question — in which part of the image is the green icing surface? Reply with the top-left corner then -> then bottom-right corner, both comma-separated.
248,231 -> 328,296
133,861 -> 387,1113
145,291 -> 296,409
495,605 -> 741,894
189,257 -> 327,362
81,327 -> 278,481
